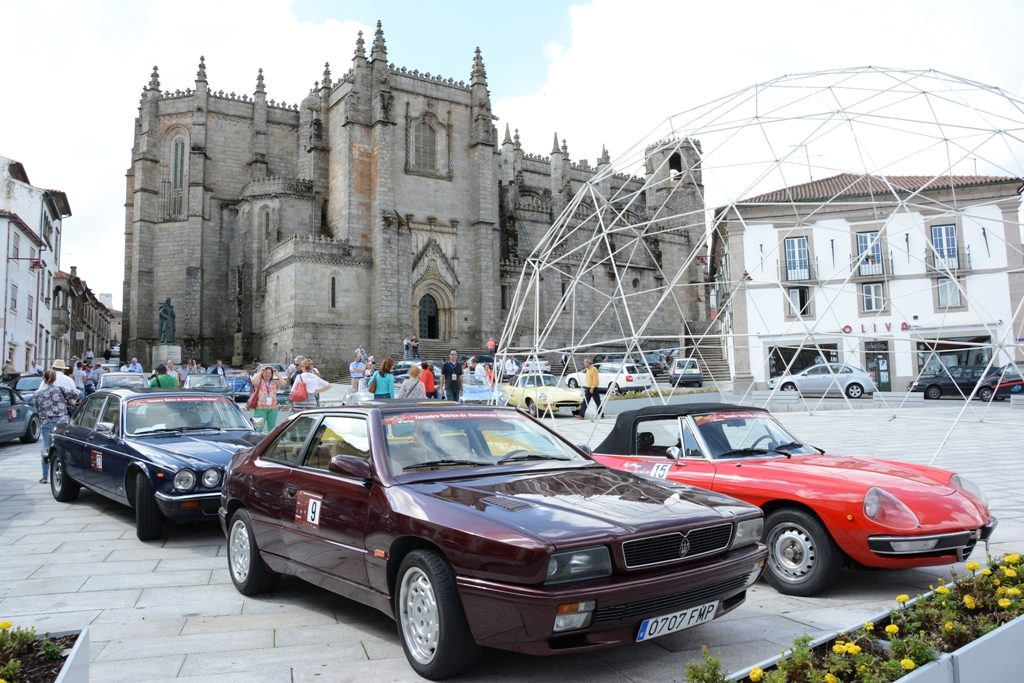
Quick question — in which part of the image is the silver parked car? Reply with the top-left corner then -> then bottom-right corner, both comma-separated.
767,363 -> 877,398
98,372 -> 148,390
669,357 -> 704,387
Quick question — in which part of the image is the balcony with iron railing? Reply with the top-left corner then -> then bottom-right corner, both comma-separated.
925,246 -> 972,276
850,251 -> 891,279
778,256 -> 818,282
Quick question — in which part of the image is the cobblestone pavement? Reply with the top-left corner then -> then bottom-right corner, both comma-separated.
0,404 -> 1020,682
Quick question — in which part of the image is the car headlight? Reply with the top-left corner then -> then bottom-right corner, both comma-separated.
731,517 -> 764,549
538,392 -> 548,401
201,468 -> 221,488
498,392 -> 508,404
546,547 -> 612,585
863,487 -> 919,530
951,474 -> 988,506
173,469 -> 196,492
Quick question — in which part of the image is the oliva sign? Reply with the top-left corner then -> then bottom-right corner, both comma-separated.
840,321 -> 910,334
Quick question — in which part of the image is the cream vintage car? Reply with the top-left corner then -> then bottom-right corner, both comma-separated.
500,374 -> 584,417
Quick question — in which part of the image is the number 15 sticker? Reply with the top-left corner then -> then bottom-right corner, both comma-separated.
295,491 -> 325,528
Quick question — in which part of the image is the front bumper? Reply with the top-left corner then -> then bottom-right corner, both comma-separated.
154,490 -> 221,521
456,544 -> 766,655
867,517 -> 997,560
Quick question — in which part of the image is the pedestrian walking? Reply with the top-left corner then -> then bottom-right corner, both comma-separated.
486,337 -> 497,355
286,356 -> 303,383
442,349 -> 463,402
148,364 -> 179,388
209,360 -> 226,376
166,359 -> 182,384
35,370 -> 76,483
410,336 -> 420,359
419,361 -> 436,398
126,357 -> 144,373
73,361 -> 87,392
30,359 -> 44,375
403,336 -> 411,360
367,358 -> 396,400
89,362 -> 106,389
250,366 -> 286,432
503,356 -> 519,379
396,365 -> 426,399
50,360 -> 77,394
291,358 -> 331,410
349,353 -> 367,393
580,357 -> 602,419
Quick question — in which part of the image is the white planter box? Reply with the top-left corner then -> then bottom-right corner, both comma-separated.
42,628 -> 89,683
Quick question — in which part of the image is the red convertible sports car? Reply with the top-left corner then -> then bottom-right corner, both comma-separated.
220,404 -> 767,679
591,403 -> 996,596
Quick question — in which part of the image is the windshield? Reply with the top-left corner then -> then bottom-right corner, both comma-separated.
125,396 -> 251,435
16,377 -> 42,390
692,411 -> 816,458
100,375 -> 146,388
185,375 -> 227,388
383,409 -> 586,475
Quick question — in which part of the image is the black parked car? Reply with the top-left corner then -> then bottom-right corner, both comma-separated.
49,389 -> 263,540
909,365 -> 989,400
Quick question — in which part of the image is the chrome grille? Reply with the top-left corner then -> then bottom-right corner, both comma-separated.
591,574 -> 748,624
621,523 -> 733,568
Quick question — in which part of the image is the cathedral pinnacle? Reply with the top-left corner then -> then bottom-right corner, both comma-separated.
551,133 -> 561,155
354,31 -> 366,59
600,145 -> 610,164
371,21 -> 387,61
196,56 -> 207,82
255,68 -> 265,94
471,47 -> 487,85
503,124 -> 512,145
562,138 -> 569,156
322,62 -> 332,88
148,66 -> 160,90
513,128 -> 521,149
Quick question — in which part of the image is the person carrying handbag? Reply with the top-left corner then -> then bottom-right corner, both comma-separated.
367,357 -> 396,400
35,370 -> 76,483
249,366 -> 286,431
291,358 -> 331,410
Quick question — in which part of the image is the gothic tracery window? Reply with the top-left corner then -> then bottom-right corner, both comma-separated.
171,136 -> 186,218
413,121 -> 436,171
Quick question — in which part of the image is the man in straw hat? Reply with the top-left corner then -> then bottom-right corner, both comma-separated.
50,359 -> 79,394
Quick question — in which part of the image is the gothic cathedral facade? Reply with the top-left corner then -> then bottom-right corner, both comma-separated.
122,23 -> 703,375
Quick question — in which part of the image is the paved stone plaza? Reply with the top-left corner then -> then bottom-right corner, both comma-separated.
0,404 -> 1020,682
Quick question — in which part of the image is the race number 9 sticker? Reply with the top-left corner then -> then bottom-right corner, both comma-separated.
295,491 -> 325,529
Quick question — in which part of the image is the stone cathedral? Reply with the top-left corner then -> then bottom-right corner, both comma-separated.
122,23 -> 704,375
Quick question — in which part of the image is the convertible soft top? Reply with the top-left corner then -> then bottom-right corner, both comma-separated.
595,402 -> 766,454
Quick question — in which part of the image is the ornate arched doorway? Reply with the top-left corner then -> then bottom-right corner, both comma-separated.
418,293 -> 439,339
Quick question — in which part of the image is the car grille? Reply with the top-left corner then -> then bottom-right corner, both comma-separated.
591,574 -> 749,624
621,524 -> 733,569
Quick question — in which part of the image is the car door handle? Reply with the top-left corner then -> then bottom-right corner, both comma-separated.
285,486 -> 298,497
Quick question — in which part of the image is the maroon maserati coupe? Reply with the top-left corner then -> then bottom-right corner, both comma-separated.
219,404 -> 767,679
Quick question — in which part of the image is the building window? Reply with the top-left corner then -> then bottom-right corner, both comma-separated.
27,295 -> 34,321
10,233 -> 19,259
783,236 -> 810,280
856,231 -> 883,276
330,277 -> 336,308
862,282 -> 885,312
937,277 -> 961,308
171,136 -> 186,218
9,284 -> 16,312
501,285 -> 509,310
931,224 -> 958,269
413,121 -> 436,171
668,152 -> 682,179
262,210 -> 271,240
786,286 -> 812,317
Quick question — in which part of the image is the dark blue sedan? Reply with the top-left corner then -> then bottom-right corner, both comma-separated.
49,389 -> 263,540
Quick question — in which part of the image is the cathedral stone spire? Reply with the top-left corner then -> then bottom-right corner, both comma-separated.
371,21 -> 387,61
255,68 -> 265,94
513,128 -> 521,150
471,47 -> 487,86
322,62 -> 332,88
354,30 -> 366,59
599,145 -> 610,164
196,56 -> 207,83
561,138 -> 569,156
503,124 -> 512,145
148,66 -> 160,91
551,133 -> 561,155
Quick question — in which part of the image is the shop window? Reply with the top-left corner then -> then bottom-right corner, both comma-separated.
862,282 -> 885,312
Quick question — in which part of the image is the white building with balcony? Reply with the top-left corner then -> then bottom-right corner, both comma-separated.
715,174 -> 1023,391
0,156 -> 70,371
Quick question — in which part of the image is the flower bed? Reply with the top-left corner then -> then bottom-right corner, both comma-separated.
686,552 -> 1023,682
0,620 -> 88,683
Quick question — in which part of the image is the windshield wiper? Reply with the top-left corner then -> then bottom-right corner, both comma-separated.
718,447 -> 790,458
403,459 -> 487,471
133,427 -> 183,435
496,452 -> 574,465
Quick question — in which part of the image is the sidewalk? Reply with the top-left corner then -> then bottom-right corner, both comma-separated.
0,405 -> 1020,681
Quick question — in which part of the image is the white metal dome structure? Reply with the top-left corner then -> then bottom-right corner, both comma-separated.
499,67 -> 1024,448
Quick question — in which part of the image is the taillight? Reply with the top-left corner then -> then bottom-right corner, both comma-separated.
626,375 -> 633,382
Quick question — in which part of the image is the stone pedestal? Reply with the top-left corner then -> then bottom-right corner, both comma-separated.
151,345 -> 182,370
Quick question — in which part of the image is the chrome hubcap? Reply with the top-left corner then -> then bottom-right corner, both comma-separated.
228,519 -> 251,583
848,385 -> 862,398
769,524 -> 816,582
53,458 -> 62,489
399,567 -> 439,665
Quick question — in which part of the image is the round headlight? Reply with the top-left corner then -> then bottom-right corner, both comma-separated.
538,392 -> 548,401
201,468 -> 221,488
173,469 -> 196,491
951,474 -> 988,506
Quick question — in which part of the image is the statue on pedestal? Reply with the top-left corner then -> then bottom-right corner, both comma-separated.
158,298 -> 176,345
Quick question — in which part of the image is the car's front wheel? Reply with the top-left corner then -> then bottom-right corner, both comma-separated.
525,399 -> 539,417
227,508 -> 280,595
978,386 -> 994,402
925,385 -> 942,400
845,383 -> 864,399
763,508 -> 843,596
396,550 -> 479,680
50,452 -> 80,502
608,383 -> 620,395
134,474 -> 163,541
20,415 -> 40,443
780,382 -> 797,392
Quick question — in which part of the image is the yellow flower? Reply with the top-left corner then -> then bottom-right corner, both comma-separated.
1005,553 -> 1021,565
896,593 -> 910,604
965,561 -> 981,571
993,579 -> 1002,587
863,621 -> 874,631
901,658 -> 917,671
749,667 -> 764,682
998,598 -> 1012,608
825,675 -> 838,683
963,594 -> 977,609
885,624 -> 899,636
832,642 -> 846,654
844,643 -> 862,655
936,577 -> 946,584
1007,587 -> 1022,597
1003,567 -> 1018,578
944,621 -> 955,631
0,620 -> 11,630
935,585 -> 950,595
982,568 -> 992,576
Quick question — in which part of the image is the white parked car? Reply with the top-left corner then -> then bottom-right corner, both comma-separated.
519,357 -> 551,373
564,363 -> 653,394
669,357 -> 704,387
767,363 -> 878,398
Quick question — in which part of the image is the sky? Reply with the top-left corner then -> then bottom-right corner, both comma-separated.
2,0 -> 1024,310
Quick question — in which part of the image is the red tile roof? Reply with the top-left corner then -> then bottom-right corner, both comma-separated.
738,173 -> 1023,204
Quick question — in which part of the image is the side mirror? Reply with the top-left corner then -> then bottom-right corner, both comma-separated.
96,421 -> 114,434
666,446 -> 681,460
575,444 -> 593,457
251,416 -> 266,430
328,455 -> 373,481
